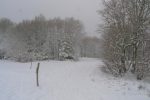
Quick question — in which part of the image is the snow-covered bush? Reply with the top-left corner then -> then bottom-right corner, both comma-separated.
135,62 -> 150,80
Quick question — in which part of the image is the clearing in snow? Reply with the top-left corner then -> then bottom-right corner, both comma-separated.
0,58 -> 150,100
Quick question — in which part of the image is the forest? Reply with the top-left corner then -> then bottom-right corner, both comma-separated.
0,15 -> 101,62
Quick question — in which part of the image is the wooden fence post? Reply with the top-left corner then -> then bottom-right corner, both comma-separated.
36,62 -> 40,87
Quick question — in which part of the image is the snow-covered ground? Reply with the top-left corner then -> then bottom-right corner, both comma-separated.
0,58 -> 150,100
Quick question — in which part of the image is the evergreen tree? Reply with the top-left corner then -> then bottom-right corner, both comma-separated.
59,34 -> 74,60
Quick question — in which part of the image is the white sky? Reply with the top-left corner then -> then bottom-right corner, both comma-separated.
0,0 -> 103,36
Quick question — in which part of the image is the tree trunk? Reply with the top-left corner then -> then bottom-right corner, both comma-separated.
131,45 -> 137,73
120,48 -> 127,74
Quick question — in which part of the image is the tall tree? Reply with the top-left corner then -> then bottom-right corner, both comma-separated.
99,0 -> 150,77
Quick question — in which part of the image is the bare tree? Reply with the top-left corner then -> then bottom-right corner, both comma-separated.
99,0 -> 150,78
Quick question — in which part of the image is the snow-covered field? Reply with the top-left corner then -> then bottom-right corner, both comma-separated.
0,58 -> 150,100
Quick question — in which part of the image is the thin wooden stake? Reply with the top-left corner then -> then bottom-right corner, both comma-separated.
30,61 -> 32,69
36,62 -> 40,87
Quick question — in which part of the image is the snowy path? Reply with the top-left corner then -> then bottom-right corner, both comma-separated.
0,58 -> 150,100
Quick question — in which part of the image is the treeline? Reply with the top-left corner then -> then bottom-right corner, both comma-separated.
100,0 -> 150,80
0,15 -> 101,62
80,37 -> 101,58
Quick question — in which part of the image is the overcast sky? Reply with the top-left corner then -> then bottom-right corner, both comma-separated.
0,0 -> 103,36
